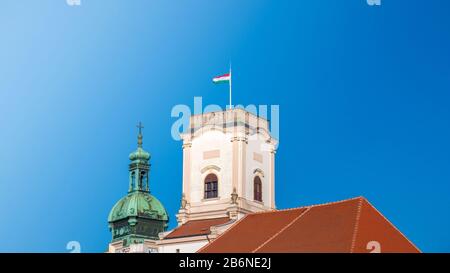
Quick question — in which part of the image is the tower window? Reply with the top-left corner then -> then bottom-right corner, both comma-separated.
204,174 -> 218,199
131,171 -> 136,190
139,171 -> 147,190
254,176 -> 262,202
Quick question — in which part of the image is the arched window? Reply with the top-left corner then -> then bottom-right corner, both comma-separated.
204,173 -> 218,199
139,171 -> 146,190
254,176 -> 262,202
131,171 -> 136,190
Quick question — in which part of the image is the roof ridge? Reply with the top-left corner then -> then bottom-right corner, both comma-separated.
249,207 -> 303,215
362,199 -> 421,252
196,214 -> 250,253
303,196 -> 365,209
252,207 -> 312,253
349,197 -> 364,253
249,197 -> 365,253
186,216 -> 230,223
248,196 -> 366,216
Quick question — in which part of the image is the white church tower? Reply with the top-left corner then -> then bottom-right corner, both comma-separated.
108,108 -> 278,253
176,108 -> 278,224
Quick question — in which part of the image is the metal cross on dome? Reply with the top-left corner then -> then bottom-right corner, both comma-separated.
136,122 -> 144,135
136,122 -> 144,147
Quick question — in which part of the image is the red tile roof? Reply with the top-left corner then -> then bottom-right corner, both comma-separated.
164,217 -> 231,239
198,197 -> 420,253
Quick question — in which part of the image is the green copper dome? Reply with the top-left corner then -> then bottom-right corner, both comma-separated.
108,123 -> 169,245
108,191 -> 168,223
129,147 -> 150,161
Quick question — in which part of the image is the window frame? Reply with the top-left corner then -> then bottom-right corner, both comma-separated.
204,173 -> 219,199
254,176 -> 263,202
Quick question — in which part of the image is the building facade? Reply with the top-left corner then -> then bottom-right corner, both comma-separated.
176,108 -> 278,223
106,109 -> 419,253
158,108 -> 278,252
107,109 -> 278,253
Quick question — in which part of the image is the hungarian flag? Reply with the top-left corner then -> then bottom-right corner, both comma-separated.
212,73 -> 231,84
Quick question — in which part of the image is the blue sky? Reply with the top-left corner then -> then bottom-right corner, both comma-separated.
0,0 -> 449,252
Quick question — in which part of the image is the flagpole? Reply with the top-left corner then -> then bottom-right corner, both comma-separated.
229,65 -> 232,110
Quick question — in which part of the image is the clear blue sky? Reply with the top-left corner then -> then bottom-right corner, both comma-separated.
0,0 -> 449,252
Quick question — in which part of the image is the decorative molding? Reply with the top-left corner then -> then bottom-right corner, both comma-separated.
230,136 -> 248,143
201,197 -> 220,202
231,187 -> 238,204
181,193 -> 188,209
203,149 -> 220,159
253,168 -> 265,177
200,165 -> 221,174
253,152 -> 263,163
182,143 -> 192,149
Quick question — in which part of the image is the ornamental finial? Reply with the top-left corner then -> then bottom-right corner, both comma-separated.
136,121 -> 144,147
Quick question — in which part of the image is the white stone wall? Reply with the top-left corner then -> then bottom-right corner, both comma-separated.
189,130 -> 233,203
245,135 -> 272,206
187,129 -> 275,211
178,109 -> 278,221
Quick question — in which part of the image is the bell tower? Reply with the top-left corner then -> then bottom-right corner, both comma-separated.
107,123 -> 169,253
176,109 -> 278,225
128,122 -> 150,193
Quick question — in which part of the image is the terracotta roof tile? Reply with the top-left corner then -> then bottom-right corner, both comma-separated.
198,208 -> 307,253
198,197 -> 419,253
351,199 -> 420,253
164,217 -> 231,239
255,198 -> 361,252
